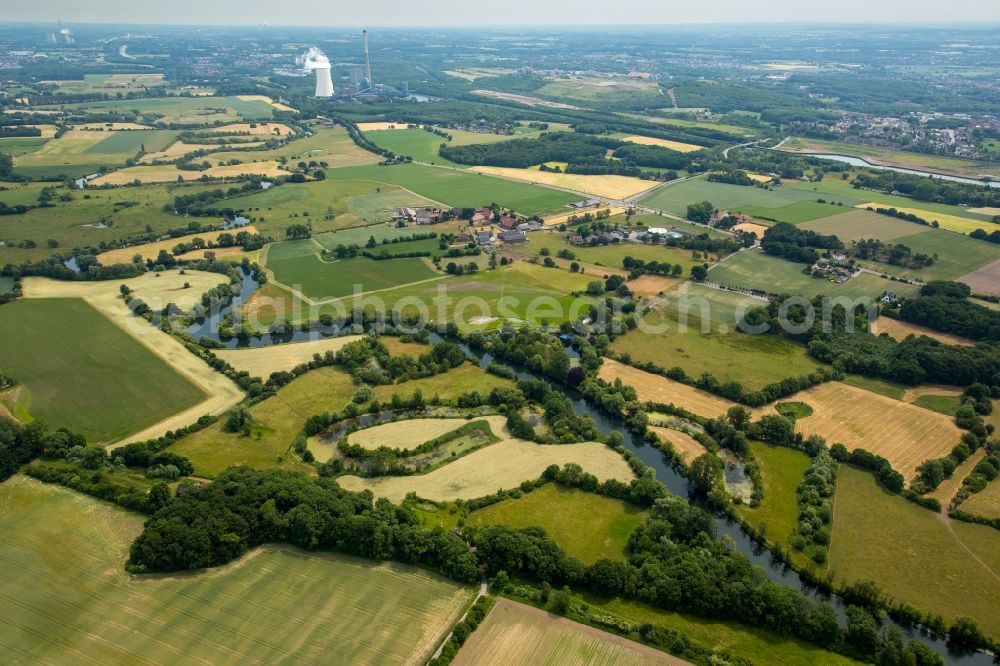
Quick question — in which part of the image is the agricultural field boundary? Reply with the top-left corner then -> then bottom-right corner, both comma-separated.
21,274 -> 244,446
262,242 -> 453,306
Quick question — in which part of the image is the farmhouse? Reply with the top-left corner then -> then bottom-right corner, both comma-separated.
475,230 -> 494,245
498,215 -> 519,230
570,198 -> 602,209
499,230 -> 527,243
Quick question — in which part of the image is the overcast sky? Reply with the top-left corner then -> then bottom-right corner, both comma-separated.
6,0 -> 1000,26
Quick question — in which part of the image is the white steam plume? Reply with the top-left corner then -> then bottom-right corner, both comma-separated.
298,47 -> 330,71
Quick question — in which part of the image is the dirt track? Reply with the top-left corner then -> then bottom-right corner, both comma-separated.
22,272 -> 244,447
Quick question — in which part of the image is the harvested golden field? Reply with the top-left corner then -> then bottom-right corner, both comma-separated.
872,315 -> 974,346
140,141 -> 224,162
336,438 -> 633,503
966,207 -> 1000,216
454,599 -> 687,666
0,476 -> 473,666
470,166 -> 657,200
91,161 -> 287,185
25,124 -> 59,137
214,335 -> 365,378
21,271 -> 244,446
746,172 -> 776,183
958,258 -> 1000,297
175,245 -> 246,262
650,426 -> 707,463
599,359 -> 739,419
627,274 -> 682,296
356,121 -> 408,131
733,221 -> 769,237
97,226 -> 260,264
792,382 -> 962,481
544,206 -> 628,226
237,94 -> 296,111
208,122 -> 295,135
347,415 -> 507,451
621,135 -> 705,153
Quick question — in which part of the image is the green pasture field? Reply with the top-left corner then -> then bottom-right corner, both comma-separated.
856,230 -> 999,282
323,163 -> 578,217
267,244 -> 439,300
466,484 -> 646,564
12,131 -> 132,179
167,365 -> 354,477
580,594 -> 862,666
0,476 -> 473,665
841,374 -> 907,400
659,282 -> 766,324
912,394 -> 962,416
830,465 -> 1000,639
525,233 -> 722,274
218,178 -> 381,235
363,126 -> 540,167
610,307 -> 824,391
363,129 -> 461,167
346,188 -> 441,223
788,175 -> 993,222
0,136 -> 50,155
43,73 -> 168,93
314,222 -> 446,249
736,442 -> 812,547
62,95 -> 278,124
0,180 -> 241,265
342,262 -> 597,331
370,363 -> 514,405
639,178 -> 818,216
0,298 -> 205,442
629,212 -> 730,238
0,182 -> 47,207
737,200 -> 854,224
246,261 -> 595,329
708,249 -> 920,300
798,208 -> 927,242
86,128 -> 178,154
781,137 -> 998,179
631,113 -> 758,137
208,127 -> 378,169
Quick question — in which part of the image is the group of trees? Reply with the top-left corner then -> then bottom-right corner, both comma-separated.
852,170 -> 1000,209
761,222 -> 843,264
127,467 -> 480,580
892,281 -> 1000,342
852,238 -> 934,268
168,178 -> 268,216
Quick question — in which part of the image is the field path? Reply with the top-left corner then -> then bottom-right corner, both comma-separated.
941,517 -> 1000,583
21,274 -> 244,447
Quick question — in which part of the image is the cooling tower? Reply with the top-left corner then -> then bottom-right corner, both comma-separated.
315,67 -> 334,97
300,47 -> 334,97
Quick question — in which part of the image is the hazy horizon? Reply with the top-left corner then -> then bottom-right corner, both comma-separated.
5,0 -> 1000,27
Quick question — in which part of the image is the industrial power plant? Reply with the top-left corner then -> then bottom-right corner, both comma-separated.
299,30 -> 416,100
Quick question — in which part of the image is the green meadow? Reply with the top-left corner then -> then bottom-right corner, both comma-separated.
708,249 -> 920,300
0,298 -> 205,442
323,163 -> 578,217
0,476 -> 472,665
467,484 -> 646,564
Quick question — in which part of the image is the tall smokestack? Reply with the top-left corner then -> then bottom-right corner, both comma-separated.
363,30 -> 372,86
